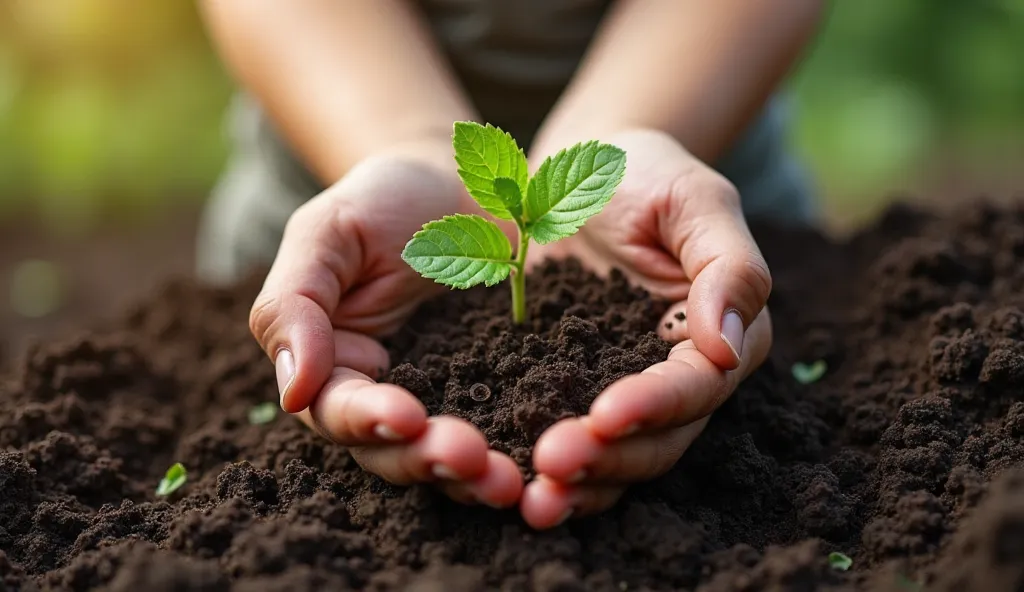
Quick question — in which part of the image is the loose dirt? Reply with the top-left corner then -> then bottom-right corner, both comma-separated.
1,200 -> 1023,591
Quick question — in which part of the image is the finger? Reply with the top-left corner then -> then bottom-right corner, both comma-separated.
570,420 -> 707,484
437,450 -> 524,509
334,329 -> 390,380
295,368 -> 428,445
249,197 -> 362,413
533,415 -> 709,485
520,476 -> 625,530
668,177 -> 772,370
589,307 -> 772,440
332,273 -> 425,336
531,418 -> 604,483
348,416 -> 490,485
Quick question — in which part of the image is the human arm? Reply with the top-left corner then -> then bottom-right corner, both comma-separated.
531,0 -> 825,164
198,0 -> 478,184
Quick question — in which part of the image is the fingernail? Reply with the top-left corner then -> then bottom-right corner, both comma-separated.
720,310 -> 744,362
620,423 -> 640,437
566,469 -> 587,484
374,424 -> 404,441
432,464 -> 460,481
555,508 -> 574,526
275,349 -> 296,407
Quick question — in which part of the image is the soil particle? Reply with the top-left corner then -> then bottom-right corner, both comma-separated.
1,200 -> 1024,589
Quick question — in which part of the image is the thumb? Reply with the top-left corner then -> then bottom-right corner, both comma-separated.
671,183 -> 772,371
248,199 -> 359,413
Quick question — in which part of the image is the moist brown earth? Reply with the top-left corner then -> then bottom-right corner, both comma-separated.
2,200 -> 1024,591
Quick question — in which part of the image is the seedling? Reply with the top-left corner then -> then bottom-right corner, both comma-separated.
792,359 -> 827,384
827,551 -> 853,571
401,122 -> 626,323
248,402 -> 279,425
156,462 -> 187,496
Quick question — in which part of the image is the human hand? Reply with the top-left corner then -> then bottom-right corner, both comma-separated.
519,129 -> 774,528
249,145 -> 522,508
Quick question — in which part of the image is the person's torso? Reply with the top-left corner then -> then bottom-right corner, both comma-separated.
416,0 -> 614,147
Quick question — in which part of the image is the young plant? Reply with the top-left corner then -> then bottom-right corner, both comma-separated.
248,401 -> 279,425
827,551 -> 853,571
401,122 -> 626,323
792,359 -> 827,384
156,462 -> 187,497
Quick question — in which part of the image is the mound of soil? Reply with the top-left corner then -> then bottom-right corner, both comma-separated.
2,200 -> 1024,591
385,259 -> 672,477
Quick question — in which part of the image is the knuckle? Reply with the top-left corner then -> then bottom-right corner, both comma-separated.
248,294 -> 280,353
740,253 -> 773,304
708,175 -> 741,209
673,169 -> 740,212
288,195 -> 351,248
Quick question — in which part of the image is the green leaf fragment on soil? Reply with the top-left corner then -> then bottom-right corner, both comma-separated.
792,359 -> 828,384
828,551 -> 853,571
401,214 -> 514,289
248,402 -> 279,425
156,462 -> 187,496
524,140 -> 626,244
452,121 -> 529,220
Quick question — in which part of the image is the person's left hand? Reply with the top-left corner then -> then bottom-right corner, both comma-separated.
519,129 -> 775,529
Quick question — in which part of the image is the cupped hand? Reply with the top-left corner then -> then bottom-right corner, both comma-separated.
249,145 -> 522,508
520,129 -> 774,528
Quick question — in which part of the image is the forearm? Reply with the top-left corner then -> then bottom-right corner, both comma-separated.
200,0 -> 478,185
531,0 -> 825,163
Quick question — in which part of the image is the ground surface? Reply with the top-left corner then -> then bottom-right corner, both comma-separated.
1,200 -> 1023,591
0,210 -> 198,368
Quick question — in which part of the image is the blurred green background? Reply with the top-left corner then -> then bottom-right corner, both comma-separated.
0,0 -> 1022,236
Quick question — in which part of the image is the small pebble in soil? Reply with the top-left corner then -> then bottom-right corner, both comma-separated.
469,383 -> 491,402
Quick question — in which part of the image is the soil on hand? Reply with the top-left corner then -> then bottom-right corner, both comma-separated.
385,259 -> 671,477
2,201 -> 1024,591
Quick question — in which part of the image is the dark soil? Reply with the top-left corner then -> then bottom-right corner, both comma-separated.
385,259 -> 672,477
2,200 -> 1024,591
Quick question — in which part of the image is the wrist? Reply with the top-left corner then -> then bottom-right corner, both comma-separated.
375,129 -> 457,171
529,122 -> 674,164
367,132 -> 501,217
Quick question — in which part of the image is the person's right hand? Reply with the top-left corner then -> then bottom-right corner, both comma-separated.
249,144 -> 523,508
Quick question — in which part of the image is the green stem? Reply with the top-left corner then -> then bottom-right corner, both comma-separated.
511,224 -> 529,324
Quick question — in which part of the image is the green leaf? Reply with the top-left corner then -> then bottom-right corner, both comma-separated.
792,360 -> 828,384
827,552 -> 853,571
248,402 -> 279,425
401,214 -> 513,289
493,176 -> 523,221
156,462 -> 187,496
524,140 -> 626,244
452,121 -> 528,220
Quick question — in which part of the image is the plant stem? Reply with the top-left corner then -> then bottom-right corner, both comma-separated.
511,224 -> 529,324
